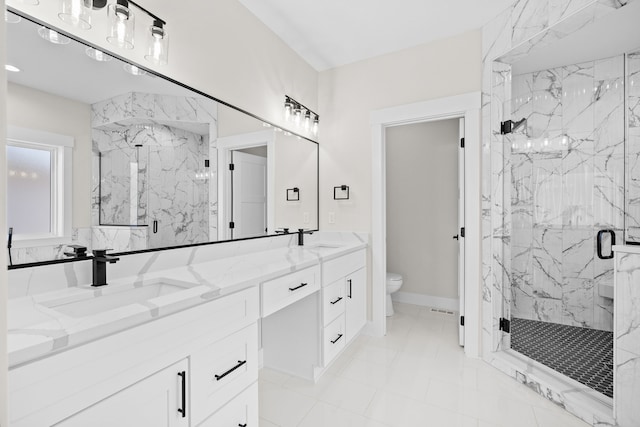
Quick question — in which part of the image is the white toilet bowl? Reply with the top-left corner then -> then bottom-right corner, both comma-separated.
386,272 -> 403,316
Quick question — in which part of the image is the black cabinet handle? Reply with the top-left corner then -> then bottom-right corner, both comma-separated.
347,279 -> 352,298
331,334 -> 343,344
289,282 -> 308,292
177,371 -> 186,418
214,360 -> 247,381
330,297 -> 343,305
239,424 -> 247,427
153,220 -> 158,234
597,230 -> 616,260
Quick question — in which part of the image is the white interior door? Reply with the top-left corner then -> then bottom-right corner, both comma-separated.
232,151 -> 267,239
458,118 -> 466,347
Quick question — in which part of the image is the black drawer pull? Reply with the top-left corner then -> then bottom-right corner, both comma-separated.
289,282 -> 308,292
177,371 -> 187,418
214,360 -> 247,381
239,424 -> 247,427
330,297 -> 343,305
347,279 -> 352,298
331,334 -> 343,344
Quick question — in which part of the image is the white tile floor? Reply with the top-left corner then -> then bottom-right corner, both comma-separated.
258,302 -> 591,427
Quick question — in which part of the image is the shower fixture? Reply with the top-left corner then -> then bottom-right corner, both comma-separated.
500,118 -> 527,135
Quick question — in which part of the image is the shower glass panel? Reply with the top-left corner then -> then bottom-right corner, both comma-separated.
504,54 -> 627,398
625,49 -> 640,242
99,145 -> 148,226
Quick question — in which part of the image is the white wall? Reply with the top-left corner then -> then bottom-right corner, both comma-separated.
318,30 -> 482,319
318,29 -> 481,232
0,0 -> 8,424
7,83 -> 92,228
385,119 -> 459,299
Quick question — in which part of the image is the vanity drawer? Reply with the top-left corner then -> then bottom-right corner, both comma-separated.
323,314 -> 346,366
197,382 -> 258,427
261,265 -> 320,317
190,323 -> 258,425
323,279 -> 345,326
322,249 -> 366,286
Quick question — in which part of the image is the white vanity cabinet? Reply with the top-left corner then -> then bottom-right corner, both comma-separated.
9,287 -> 259,427
262,248 -> 367,381
56,359 -> 190,427
321,249 -> 367,365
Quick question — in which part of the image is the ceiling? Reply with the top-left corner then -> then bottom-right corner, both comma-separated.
238,0 -> 516,71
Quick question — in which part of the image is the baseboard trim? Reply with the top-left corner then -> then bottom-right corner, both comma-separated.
392,291 -> 459,312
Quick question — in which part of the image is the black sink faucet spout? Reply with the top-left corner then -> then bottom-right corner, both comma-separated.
92,249 -> 120,287
297,229 -> 314,246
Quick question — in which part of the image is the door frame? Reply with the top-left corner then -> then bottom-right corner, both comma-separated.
370,92 -> 481,357
217,129 -> 275,240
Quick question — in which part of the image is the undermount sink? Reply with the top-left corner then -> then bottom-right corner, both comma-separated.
41,278 -> 198,318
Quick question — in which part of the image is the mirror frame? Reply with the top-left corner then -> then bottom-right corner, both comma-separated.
6,7 -> 319,270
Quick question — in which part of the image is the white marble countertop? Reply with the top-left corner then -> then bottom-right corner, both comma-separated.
8,239 -> 366,368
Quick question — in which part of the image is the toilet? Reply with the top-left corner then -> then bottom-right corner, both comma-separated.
386,272 -> 403,316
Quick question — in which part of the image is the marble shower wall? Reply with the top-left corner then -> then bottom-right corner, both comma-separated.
92,92 -> 218,251
625,50 -> 640,240
509,57 -> 624,331
614,250 -> 640,427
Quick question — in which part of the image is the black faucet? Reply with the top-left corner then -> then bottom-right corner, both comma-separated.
92,249 -> 120,287
297,229 -> 314,246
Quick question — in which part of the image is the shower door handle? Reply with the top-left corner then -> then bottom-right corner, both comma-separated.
597,230 -> 616,260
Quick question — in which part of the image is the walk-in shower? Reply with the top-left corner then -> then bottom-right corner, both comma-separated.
491,0 -> 640,402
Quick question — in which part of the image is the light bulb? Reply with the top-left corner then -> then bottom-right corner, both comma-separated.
304,110 -> 311,131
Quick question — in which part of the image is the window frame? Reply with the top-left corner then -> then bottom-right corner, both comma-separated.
6,126 -> 74,247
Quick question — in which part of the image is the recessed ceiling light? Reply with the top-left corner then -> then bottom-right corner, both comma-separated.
85,47 -> 113,62
5,65 -> 21,73
37,27 -> 71,45
123,63 -> 147,76
5,10 -> 22,24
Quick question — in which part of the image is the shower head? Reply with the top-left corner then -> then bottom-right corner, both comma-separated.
500,118 -> 527,135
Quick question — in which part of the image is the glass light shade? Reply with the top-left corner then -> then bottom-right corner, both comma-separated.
86,47 -> 112,62
58,0 -> 92,30
144,21 -> 168,65
38,27 -> 71,44
294,105 -> 302,126
123,63 -> 147,76
107,1 -> 134,49
5,10 -> 22,24
312,116 -> 319,135
304,110 -> 311,131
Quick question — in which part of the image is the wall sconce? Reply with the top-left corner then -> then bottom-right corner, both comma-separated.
287,187 -> 300,201
284,96 -> 319,136
334,185 -> 350,200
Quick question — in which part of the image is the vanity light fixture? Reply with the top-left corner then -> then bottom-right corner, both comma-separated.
86,47 -> 113,62
283,95 -> 319,135
107,0 -> 135,49
37,26 -> 71,44
58,0 -> 92,30
5,64 -> 20,73
145,19 -> 168,65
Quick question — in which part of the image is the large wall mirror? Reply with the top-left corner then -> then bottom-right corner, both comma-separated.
5,9 -> 319,266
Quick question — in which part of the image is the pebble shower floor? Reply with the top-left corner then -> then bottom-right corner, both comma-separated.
511,317 -> 613,398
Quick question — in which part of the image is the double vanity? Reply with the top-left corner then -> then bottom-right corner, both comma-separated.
7,232 -> 368,426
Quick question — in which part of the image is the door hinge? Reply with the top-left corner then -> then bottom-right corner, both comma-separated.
499,317 -> 510,333
229,163 -> 235,171
460,137 -> 465,148
229,221 -> 235,229
460,227 -> 465,238
460,316 -> 465,326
